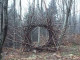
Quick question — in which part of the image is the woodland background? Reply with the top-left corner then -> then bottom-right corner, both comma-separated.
0,0 -> 80,60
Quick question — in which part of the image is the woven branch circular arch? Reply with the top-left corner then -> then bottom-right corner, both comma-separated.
23,24 -> 58,52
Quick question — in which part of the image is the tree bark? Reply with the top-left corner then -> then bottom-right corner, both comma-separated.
0,0 -> 8,59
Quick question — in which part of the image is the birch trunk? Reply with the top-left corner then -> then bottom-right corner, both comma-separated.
38,27 -> 40,46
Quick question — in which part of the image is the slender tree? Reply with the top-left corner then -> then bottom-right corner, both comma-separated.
13,0 -> 16,48
73,0 -> 76,34
59,0 -> 73,46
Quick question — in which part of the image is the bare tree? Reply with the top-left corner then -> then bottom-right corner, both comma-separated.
59,0 -> 73,46
0,0 -> 8,59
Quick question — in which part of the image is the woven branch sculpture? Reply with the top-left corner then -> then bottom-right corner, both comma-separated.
23,23 -> 59,52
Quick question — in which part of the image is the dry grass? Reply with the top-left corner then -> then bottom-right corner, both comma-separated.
2,44 -> 80,60
2,34 -> 80,60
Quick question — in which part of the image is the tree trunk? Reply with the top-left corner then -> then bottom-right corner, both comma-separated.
0,0 -> 8,59
38,27 -> 40,46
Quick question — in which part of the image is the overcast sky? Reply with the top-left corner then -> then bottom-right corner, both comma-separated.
8,0 -> 51,18
8,0 -> 80,18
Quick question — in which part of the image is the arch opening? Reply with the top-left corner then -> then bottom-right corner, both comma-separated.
31,26 -> 49,47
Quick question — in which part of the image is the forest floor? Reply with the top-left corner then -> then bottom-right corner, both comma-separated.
2,44 -> 80,60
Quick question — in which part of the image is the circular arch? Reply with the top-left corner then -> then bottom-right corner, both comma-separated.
23,24 -> 58,51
